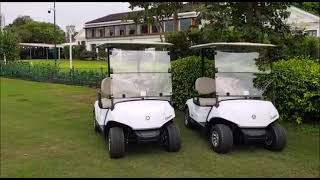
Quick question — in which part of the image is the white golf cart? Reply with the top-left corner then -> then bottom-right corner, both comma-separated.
93,40 -> 181,158
184,42 -> 287,154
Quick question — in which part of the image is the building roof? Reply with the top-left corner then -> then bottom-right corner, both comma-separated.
97,40 -> 173,48
85,11 -> 139,24
190,42 -> 276,50
85,2 -> 200,25
19,43 -> 64,48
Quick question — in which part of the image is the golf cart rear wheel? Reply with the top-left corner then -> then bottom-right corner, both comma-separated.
209,124 -> 233,154
108,127 -> 125,158
162,121 -> 181,152
184,107 -> 193,128
264,122 -> 287,151
93,109 -> 99,132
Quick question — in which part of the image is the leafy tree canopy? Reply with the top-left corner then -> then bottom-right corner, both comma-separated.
292,2 -> 320,16
4,16 -> 65,44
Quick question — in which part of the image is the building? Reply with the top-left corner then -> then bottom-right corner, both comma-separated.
74,28 -> 86,46
0,3 -> 5,30
78,4 -> 320,51
286,6 -> 320,37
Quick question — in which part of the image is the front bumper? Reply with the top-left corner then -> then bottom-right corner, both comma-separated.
241,128 -> 266,142
134,129 -> 161,143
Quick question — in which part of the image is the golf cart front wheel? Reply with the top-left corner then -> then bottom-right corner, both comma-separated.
209,124 -> 233,154
264,122 -> 287,151
108,127 -> 125,158
184,107 -> 193,128
93,109 -> 99,132
161,121 -> 181,152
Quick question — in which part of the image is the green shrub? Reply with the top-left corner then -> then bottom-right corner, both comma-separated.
80,50 -> 97,60
298,36 -> 319,62
171,56 -> 214,110
166,31 -> 191,60
260,57 -> 320,124
0,61 -> 105,87
0,31 -> 20,61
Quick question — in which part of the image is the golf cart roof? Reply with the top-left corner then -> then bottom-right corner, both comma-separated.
97,40 -> 173,49
190,42 -> 276,50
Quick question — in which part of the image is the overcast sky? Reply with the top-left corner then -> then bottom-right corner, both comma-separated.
1,2 -> 138,32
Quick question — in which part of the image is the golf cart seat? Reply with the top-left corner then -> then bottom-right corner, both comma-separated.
194,77 -> 216,106
99,77 -> 112,108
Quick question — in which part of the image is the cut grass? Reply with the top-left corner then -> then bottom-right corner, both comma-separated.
1,78 -> 319,178
20,59 -> 108,72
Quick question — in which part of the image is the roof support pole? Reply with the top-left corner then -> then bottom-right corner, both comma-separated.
201,49 -> 204,77
46,47 -> 48,60
29,48 -> 32,59
58,47 -> 60,60
107,48 -> 110,77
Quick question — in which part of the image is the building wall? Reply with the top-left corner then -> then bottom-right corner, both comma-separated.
286,6 -> 320,37
76,7 -> 320,51
80,11 -> 198,51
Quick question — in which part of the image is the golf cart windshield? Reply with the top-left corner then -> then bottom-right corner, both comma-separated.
215,45 -> 272,97
110,49 -> 172,98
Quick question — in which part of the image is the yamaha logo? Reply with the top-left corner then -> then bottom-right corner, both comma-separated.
146,116 -> 150,120
252,114 -> 256,119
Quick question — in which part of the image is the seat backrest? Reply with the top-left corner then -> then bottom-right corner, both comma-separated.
101,77 -> 111,97
195,77 -> 215,95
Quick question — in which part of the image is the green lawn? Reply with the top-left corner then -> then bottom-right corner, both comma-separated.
21,59 -> 108,72
1,78 -> 319,178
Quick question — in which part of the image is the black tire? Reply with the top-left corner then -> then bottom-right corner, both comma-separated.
162,121 -> 181,152
93,109 -> 99,132
209,124 -> 233,154
108,127 -> 125,158
184,107 -> 193,128
264,122 -> 287,151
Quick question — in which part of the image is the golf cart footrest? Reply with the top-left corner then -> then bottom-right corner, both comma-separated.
241,128 -> 266,141
134,129 -> 160,142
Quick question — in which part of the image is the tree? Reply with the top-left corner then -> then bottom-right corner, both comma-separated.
0,30 -> 20,61
8,15 -> 33,28
198,2 -> 292,41
292,2 -> 320,16
5,16 -> 65,44
127,2 -> 184,42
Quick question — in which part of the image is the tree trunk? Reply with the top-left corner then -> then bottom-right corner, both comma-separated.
173,11 -> 179,32
158,21 -> 165,42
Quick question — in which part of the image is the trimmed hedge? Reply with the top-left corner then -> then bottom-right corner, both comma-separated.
0,61 -> 105,87
171,56 -> 214,110
264,57 -> 320,124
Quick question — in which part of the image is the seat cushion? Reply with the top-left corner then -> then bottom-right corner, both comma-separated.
195,77 -> 215,95
198,97 -> 216,106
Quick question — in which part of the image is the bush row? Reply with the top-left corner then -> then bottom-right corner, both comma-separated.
171,56 -> 215,110
263,57 -> 320,124
0,61 -> 105,87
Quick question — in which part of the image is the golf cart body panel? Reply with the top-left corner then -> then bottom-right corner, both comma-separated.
186,98 -> 279,128
207,100 -> 279,128
94,100 -> 175,130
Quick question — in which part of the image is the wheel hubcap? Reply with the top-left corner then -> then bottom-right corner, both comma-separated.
184,111 -> 189,125
211,131 -> 219,147
265,131 -> 273,145
108,133 -> 111,151
161,129 -> 168,146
